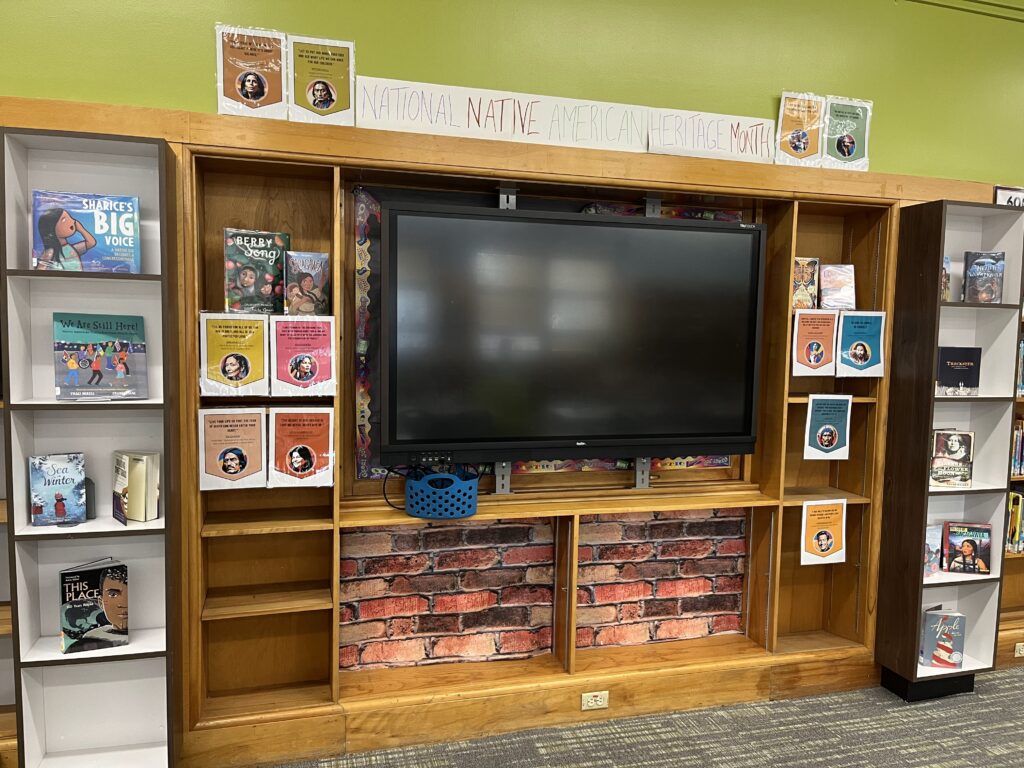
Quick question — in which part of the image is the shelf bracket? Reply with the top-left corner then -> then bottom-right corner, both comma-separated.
634,457 -> 651,489
494,461 -> 513,494
645,194 -> 662,218
499,185 -> 518,211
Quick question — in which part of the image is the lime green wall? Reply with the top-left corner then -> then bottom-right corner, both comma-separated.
1,0 -> 1020,184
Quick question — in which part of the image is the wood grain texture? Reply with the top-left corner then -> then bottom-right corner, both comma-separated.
180,710 -> 344,768
769,655 -> 878,700
202,582 -> 334,621
552,516 -> 579,673
745,507 -> 779,650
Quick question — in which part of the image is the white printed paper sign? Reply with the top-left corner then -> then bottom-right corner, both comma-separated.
648,108 -> 775,164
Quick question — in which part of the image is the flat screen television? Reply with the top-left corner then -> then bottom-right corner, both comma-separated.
380,202 -> 766,465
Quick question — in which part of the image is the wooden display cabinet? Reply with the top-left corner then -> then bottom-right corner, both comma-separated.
879,200 -> 1023,700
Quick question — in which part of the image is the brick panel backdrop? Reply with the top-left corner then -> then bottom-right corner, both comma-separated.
576,509 -> 746,649
339,508 -> 747,670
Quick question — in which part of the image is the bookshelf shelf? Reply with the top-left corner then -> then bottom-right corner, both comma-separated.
202,508 -> 334,537
781,487 -> 871,506
13,516 -> 165,540
8,399 -> 165,410
202,583 -> 333,621
6,269 -> 162,282
0,604 -> 10,637
940,302 -> 1019,311
201,682 -> 336,726
21,626 -> 166,667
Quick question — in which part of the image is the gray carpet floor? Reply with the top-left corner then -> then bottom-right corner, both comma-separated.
275,668 -> 1024,767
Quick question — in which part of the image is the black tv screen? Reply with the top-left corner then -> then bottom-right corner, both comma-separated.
380,203 -> 765,464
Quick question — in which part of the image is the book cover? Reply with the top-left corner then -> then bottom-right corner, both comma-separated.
30,453 -> 87,527
113,451 -> 160,523
31,190 -> 142,273
53,312 -> 148,401
963,251 -> 1005,304
268,407 -> 335,487
935,347 -> 982,397
775,92 -> 824,167
216,25 -> 288,119
287,35 -> 355,126
792,257 -> 819,310
269,316 -> 337,396
1009,492 -> 1023,554
819,264 -> 856,310
836,311 -> 885,378
792,309 -> 838,376
920,607 -> 966,669
822,95 -> 872,171
199,313 -> 269,396
284,251 -> 331,315
924,523 -> 944,579
941,254 -> 952,303
803,394 -> 852,460
224,229 -> 290,314
199,408 -> 267,491
800,498 -> 846,565
929,430 -> 974,488
943,522 -> 992,574
60,558 -> 129,654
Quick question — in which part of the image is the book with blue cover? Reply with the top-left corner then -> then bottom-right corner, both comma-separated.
32,191 -> 141,273
30,453 -> 87,527
53,313 -> 148,401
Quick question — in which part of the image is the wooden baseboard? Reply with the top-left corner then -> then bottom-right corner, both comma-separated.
996,622 -> 1024,668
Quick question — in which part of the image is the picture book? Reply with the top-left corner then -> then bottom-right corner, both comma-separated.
53,312 -> 148,401
935,346 -> 981,397
800,498 -> 846,565
836,311 -> 885,378
60,557 -> 129,654
30,453 -> 87,527
216,24 -> 288,119
199,408 -> 267,491
822,95 -> 872,172
929,429 -> 974,488
224,228 -> 290,314
31,190 -> 142,273
269,316 -> 337,396
287,34 -> 355,126
819,264 -> 856,310
943,522 -> 992,574
268,407 -> 335,487
775,92 -> 824,167
1017,340 -> 1024,396
941,254 -> 952,302
284,251 -> 331,315
924,523 -> 944,579
792,310 -> 838,376
803,394 -> 852,461
963,251 -> 1005,304
792,257 -> 819,310
112,451 -> 160,524
920,606 -> 965,669
199,313 -> 269,396
1008,492 -> 1023,554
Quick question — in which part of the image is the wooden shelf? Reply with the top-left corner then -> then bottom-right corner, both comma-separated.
201,682 -> 335,725
339,484 -> 779,528
0,499 -> 7,525
202,582 -> 333,621
202,508 -> 334,537
1005,551 -> 1024,559
774,630 -> 863,655
0,603 -> 11,637
781,487 -> 871,506
787,396 -> 877,404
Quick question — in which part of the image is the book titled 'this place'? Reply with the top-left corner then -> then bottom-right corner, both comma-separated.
32,190 -> 141,273
60,557 -> 129,654
30,453 -> 87,527
53,312 -> 148,401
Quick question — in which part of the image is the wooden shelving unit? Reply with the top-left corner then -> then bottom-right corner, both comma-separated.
0,128 -> 174,765
879,200 -> 1024,700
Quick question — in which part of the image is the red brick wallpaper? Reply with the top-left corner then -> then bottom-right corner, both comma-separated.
338,508 -> 747,670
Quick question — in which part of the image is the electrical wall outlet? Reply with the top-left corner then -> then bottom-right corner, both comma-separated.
581,690 -> 609,711
1015,642 -> 1024,658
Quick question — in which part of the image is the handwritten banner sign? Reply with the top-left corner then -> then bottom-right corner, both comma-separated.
357,76 -> 649,153
648,108 -> 775,164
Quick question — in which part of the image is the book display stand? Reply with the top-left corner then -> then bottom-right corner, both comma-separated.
879,201 -> 1024,700
0,130 -> 174,766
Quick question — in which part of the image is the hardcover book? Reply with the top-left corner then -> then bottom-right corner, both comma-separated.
269,316 -> 336,396
32,190 -> 141,273
199,313 -> 269,396
792,257 -> 819,310
60,558 -> 129,654
268,407 -> 335,487
112,451 -> 160,524
30,453 -> 87,527
963,250 -> 1005,304
791,309 -> 838,376
924,524 -> 944,579
224,228 -> 290,314
284,251 -> 330,315
53,312 -> 148,401
936,347 -> 982,397
836,311 -> 885,378
929,429 -> 974,488
819,264 -> 856,310
199,408 -> 267,491
943,522 -> 992,574
941,254 -> 952,303
1009,492 -> 1023,554
920,607 -> 966,669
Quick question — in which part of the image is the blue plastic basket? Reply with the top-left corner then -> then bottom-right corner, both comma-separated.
404,469 -> 479,520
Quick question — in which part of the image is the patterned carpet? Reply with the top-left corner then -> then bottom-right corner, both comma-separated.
275,668 -> 1024,767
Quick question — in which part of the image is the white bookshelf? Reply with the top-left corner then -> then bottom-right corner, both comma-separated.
915,581 -> 1000,679
936,305 -> 1018,398
925,492 -> 1006,585
942,204 -> 1024,306
1,129 -> 170,767
931,400 -> 1013,490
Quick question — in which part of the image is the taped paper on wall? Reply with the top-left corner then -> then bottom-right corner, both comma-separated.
216,24 -> 289,120
288,35 -> 355,126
